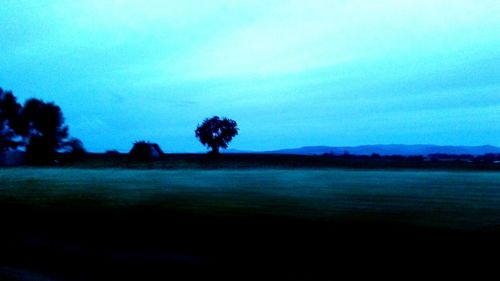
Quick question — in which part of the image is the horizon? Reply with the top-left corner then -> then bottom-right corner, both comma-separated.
100,143 -> 500,154
1,1 -> 499,152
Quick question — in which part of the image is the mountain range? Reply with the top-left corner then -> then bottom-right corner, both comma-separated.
225,145 -> 500,156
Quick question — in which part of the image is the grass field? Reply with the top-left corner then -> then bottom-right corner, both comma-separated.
1,168 -> 500,279
1,168 -> 500,229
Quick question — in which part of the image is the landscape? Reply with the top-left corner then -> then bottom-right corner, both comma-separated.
1,1 -> 500,280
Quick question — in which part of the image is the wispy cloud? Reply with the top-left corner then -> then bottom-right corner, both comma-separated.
0,0 -> 499,151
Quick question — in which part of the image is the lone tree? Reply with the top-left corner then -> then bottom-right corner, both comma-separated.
195,116 -> 238,155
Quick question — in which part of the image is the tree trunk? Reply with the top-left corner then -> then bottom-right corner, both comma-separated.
210,145 -> 219,155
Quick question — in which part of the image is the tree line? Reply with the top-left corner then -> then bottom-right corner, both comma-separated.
130,116 -> 239,160
1,88 -> 239,164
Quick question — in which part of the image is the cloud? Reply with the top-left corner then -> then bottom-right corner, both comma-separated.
180,0 -> 500,79
1,0 -> 499,151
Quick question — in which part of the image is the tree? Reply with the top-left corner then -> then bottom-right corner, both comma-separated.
129,141 -> 163,161
0,88 -> 23,151
0,87 -> 79,165
195,116 -> 238,155
22,98 -> 69,164
63,137 -> 86,159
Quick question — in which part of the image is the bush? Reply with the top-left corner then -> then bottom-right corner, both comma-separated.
129,141 -> 163,161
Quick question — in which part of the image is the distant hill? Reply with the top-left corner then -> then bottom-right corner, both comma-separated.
221,148 -> 251,154
265,145 -> 500,156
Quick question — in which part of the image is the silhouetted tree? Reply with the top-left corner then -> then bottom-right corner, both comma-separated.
195,116 -> 238,155
22,98 -> 69,164
129,141 -> 163,161
0,88 -> 23,151
63,137 -> 86,159
0,87 -> 80,165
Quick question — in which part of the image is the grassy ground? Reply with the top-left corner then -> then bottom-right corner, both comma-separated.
1,168 -> 500,279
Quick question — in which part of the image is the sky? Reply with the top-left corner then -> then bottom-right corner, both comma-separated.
1,0 -> 499,152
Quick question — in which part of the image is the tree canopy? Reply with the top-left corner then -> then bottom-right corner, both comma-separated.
129,141 -> 163,161
0,88 -> 23,151
0,87 -> 80,164
195,116 -> 238,155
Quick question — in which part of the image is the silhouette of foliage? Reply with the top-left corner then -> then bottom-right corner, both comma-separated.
129,141 -> 163,161
195,116 -> 238,155
2,87 -> 80,165
105,150 -> 121,156
25,136 -> 55,164
63,137 -> 86,159
0,88 -> 23,151
23,98 -> 69,164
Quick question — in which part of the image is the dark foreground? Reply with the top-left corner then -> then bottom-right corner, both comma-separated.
0,167 -> 499,280
1,205 -> 499,280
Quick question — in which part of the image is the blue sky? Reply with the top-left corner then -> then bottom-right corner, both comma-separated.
1,0 -> 499,152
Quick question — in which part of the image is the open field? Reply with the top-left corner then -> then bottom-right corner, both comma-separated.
1,168 -> 500,279
2,168 -> 500,229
